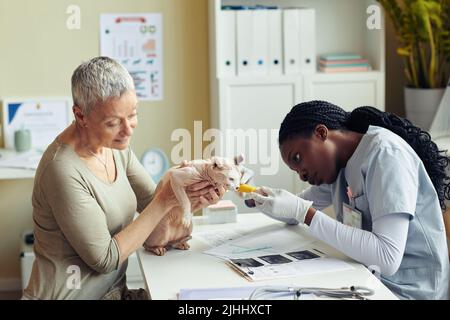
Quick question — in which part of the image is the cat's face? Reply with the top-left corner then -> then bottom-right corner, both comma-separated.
209,157 -> 242,191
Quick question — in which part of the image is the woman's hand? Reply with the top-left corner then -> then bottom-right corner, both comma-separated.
177,160 -> 227,212
154,172 -> 227,213
187,181 -> 226,212
152,172 -> 179,210
154,161 -> 208,210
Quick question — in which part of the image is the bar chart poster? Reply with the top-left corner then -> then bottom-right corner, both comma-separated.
100,13 -> 163,101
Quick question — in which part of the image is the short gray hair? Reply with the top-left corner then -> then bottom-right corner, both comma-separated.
71,56 -> 135,114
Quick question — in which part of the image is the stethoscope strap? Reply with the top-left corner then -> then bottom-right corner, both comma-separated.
248,285 -> 375,300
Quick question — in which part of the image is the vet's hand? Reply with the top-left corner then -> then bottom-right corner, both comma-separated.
233,155 -> 255,187
233,155 -> 256,208
187,182 -> 226,212
239,165 -> 254,185
238,165 -> 256,208
239,165 -> 255,203
245,186 -> 313,225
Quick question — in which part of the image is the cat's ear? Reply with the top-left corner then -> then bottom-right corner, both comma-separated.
212,156 -> 225,170
234,154 -> 245,165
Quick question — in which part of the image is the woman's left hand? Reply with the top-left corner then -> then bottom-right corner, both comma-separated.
187,181 -> 226,212
178,160 -> 227,212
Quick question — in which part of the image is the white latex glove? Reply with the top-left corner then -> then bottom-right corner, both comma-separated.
245,186 -> 313,225
233,155 -> 256,208
239,164 -> 254,185
239,165 -> 257,208
233,155 -> 255,187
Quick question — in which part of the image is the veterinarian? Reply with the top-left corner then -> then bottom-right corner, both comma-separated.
23,57 -> 251,300
245,100 -> 450,300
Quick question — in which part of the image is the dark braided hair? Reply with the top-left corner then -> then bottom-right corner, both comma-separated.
279,100 -> 450,211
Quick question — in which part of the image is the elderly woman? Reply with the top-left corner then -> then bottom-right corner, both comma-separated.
23,57 -> 242,300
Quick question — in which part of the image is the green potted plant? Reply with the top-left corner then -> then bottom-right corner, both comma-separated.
377,0 -> 450,130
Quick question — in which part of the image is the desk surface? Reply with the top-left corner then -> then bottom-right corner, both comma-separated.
0,149 -> 36,180
137,213 -> 398,300
0,167 -> 35,179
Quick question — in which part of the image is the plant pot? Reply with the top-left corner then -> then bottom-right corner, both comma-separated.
404,87 -> 445,131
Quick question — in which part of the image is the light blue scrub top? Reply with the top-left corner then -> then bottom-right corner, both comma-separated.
305,126 -> 449,299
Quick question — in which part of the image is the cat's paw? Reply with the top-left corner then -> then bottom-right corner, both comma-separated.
181,217 -> 191,228
182,212 -> 192,228
148,247 -> 167,256
173,241 -> 190,250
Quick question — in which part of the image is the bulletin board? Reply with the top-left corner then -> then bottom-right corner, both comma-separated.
100,13 -> 164,101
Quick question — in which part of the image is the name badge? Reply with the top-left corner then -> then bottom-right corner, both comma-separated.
343,203 -> 362,229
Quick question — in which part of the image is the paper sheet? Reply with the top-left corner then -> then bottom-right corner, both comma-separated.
0,150 -> 42,170
198,223 -> 354,281
204,224 -> 315,259
227,257 -> 354,281
100,13 -> 164,101
194,225 -> 257,247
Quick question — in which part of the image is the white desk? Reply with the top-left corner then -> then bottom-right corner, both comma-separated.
137,213 -> 398,300
0,149 -> 37,180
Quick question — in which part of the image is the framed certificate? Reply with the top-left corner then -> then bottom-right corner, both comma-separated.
1,97 -> 73,150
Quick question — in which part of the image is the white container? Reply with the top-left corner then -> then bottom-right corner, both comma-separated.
202,200 -> 237,224
405,87 -> 445,130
